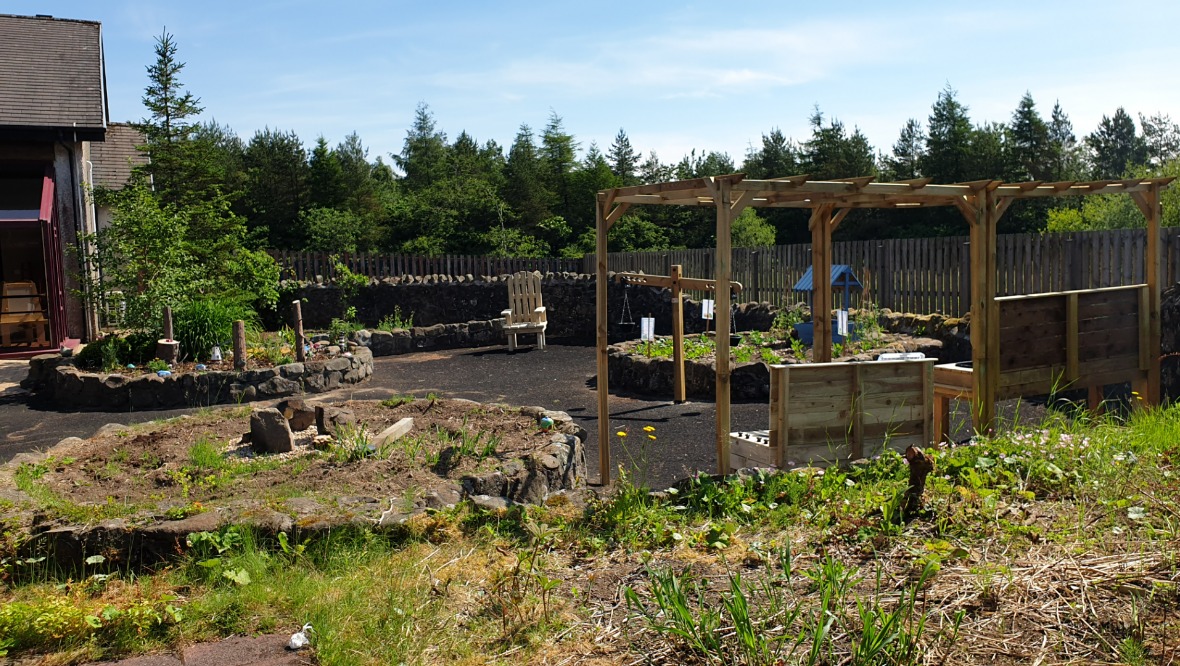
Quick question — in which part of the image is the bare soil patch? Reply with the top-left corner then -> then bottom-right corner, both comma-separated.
36,397 -> 563,513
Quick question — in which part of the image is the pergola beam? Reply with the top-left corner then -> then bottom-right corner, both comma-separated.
593,171 -> 1171,482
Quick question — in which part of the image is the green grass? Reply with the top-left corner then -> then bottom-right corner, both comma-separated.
5,403 -> 1180,664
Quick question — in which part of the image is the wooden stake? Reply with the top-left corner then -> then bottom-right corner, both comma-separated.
292,300 -> 307,362
162,306 -> 173,341
670,264 -> 685,403
233,320 -> 247,370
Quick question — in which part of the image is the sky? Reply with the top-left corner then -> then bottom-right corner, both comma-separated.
10,1 -> 1180,170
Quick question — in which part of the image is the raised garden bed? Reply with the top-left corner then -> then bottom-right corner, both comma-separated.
0,397 -> 586,569
609,330 -> 946,401
21,344 -> 375,410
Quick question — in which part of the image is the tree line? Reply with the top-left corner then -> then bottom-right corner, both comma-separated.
126,33 -> 1180,263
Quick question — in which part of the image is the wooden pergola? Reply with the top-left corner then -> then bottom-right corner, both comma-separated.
595,174 -> 1174,484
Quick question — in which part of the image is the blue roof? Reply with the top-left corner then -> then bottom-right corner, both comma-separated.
792,264 -> 863,291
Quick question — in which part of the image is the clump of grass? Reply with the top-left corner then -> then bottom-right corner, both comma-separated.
187,436 -> 225,473
173,298 -> 259,362
376,305 -> 414,331
381,394 -> 415,408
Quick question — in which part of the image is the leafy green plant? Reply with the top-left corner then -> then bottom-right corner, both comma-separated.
173,298 -> 258,362
330,256 -> 369,299
791,336 -> 807,361
377,305 -> 414,331
246,329 -> 294,366
772,304 -> 806,332
329,305 -> 363,343
146,358 -> 170,372
75,332 -> 156,371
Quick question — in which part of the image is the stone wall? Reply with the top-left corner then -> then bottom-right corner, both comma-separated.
23,347 -> 374,410
608,335 -> 947,401
277,273 -> 778,344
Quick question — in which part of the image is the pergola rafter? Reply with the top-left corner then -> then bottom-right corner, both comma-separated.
594,173 -> 1174,484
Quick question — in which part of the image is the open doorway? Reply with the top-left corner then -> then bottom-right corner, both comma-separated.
0,168 -> 61,353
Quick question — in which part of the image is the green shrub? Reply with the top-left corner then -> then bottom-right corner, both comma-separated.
173,299 -> 258,361
75,332 -> 156,371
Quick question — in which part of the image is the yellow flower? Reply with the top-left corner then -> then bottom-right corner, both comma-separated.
648,435 -> 657,441
616,431 -> 627,437
643,426 -> 656,432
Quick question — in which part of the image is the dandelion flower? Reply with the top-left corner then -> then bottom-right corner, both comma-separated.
643,426 -> 656,432
648,435 -> 656,440
616,431 -> 627,437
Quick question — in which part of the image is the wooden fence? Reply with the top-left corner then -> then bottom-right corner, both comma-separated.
587,227 -> 1180,316
270,251 -> 582,282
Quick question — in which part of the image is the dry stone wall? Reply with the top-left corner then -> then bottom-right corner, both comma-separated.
278,272 -> 778,344
22,346 -> 374,410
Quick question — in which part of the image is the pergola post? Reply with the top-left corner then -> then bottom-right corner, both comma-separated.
809,204 -> 835,362
595,195 -> 611,484
714,178 -> 734,475
963,186 -> 998,433
1132,184 -> 1163,404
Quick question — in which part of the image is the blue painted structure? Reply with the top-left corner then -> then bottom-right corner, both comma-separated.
792,265 -> 863,345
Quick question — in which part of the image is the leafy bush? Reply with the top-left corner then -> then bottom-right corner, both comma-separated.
75,332 -> 157,371
173,298 -> 258,361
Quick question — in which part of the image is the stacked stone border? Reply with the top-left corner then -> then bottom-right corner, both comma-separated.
0,401 -> 587,572
21,346 -> 374,410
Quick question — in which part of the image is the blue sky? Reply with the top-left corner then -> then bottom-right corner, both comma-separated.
12,1 -> 1180,170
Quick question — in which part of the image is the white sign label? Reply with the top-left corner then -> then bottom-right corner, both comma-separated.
837,310 -> 849,336
702,299 -> 715,320
640,317 -> 656,341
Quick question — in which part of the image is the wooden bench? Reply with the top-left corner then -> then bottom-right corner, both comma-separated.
502,271 -> 547,351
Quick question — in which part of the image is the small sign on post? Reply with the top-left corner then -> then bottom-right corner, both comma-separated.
640,316 -> 655,341
702,299 -> 715,320
837,310 -> 849,337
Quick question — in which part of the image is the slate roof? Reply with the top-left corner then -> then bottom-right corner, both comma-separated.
90,123 -> 147,189
0,14 -> 107,136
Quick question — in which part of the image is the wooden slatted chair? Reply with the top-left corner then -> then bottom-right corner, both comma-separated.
501,271 -> 547,351
0,281 -> 50,347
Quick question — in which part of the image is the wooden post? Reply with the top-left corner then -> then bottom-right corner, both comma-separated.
1145,186 -> 1162,405
810,205 -> 834,363
596,195 -> 611,485
155,306 -> 179,365
671,264 -> 686,403
292,300 -> 307,362
715,178 -> 734,475
232,320 -> 247,370
964,188 -> 995,433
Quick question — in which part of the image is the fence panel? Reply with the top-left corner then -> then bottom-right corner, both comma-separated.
584,226 -> 1180,316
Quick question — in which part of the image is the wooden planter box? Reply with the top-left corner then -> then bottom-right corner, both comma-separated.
730,358 -> 935,470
